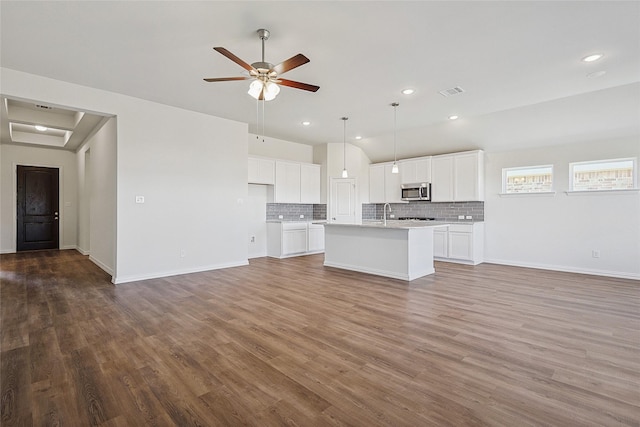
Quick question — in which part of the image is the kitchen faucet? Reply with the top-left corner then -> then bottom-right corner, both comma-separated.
383,203 -> 391,226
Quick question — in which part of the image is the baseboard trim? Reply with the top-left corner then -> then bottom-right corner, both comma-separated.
89,255 -> 114,276
483,258 -> 640,281
76,247 -> 90,256
113,260 -> 250,285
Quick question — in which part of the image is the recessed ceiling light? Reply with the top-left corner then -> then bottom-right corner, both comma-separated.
587,70 -> 607,78
448,115 -> 459,120
401,88 -> 415,95
582,53 -> 604,63
35,125 -> 48,131
301,121 -> 311,126
355,136 -> 362,140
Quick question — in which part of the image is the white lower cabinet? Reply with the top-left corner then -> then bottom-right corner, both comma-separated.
267,222 -> 325,258
307,223 -> 325,252
433,226 -> 448,258
433,223 -> 484,265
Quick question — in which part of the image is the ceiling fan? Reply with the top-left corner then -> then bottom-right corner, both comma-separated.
204,29 -> 320,101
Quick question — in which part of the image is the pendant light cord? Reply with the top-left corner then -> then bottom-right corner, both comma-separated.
392,102 -> 398,163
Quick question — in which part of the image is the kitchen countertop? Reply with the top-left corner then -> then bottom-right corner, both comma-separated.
266,219 -> 327,224
325,220 -> 451,229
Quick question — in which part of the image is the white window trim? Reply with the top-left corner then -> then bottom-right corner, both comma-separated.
499,191 -> 556,197
565,188 -> 640,196
501,164 -> 554,195
569,157 -> 638,192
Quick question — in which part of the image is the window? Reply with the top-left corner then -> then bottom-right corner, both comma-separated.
570,158 -> 637,191
502,165 -> 553,194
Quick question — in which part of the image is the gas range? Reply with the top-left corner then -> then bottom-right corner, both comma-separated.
397,217 -> 436,221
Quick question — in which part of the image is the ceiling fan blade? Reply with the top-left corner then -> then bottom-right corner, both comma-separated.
213,47 -> 255,72
272,54 -> 310,75
203,76 -> 251,82
277,79 -> 320,92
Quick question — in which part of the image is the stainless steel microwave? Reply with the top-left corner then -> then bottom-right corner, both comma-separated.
401,182 -> 431,201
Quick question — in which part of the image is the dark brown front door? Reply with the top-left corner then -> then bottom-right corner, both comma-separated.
17,165 -> 60,251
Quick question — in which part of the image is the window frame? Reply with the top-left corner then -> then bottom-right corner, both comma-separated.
501,164 -> 555,195
568,157 -> 637,193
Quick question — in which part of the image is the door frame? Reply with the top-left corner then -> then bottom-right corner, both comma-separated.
10,161 -> 66,253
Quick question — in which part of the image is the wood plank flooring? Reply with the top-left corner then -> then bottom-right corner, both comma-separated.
1,250 -> 639,426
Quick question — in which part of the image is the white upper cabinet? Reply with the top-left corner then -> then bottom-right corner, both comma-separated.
431,150 -> 484,202
274,161 -> 302,203
300,163 -> 321,204
431,155 -> 455,201
400,157 -> 431,184
248,157 -> 275,184
369,163 -> 404,203
369,164 -> 386,203
384,164 -> 403,203
262,159 -> 321,204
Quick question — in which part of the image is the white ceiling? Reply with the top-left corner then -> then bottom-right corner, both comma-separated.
1,1 -> 638,161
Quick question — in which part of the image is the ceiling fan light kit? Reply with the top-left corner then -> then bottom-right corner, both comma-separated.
204,28 -> 319,101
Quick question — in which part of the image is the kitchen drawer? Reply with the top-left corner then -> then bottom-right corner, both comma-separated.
448,224 -> 473,233
282,222 -> 307,231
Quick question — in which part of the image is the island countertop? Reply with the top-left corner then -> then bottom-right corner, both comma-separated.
324,220 -> 450,229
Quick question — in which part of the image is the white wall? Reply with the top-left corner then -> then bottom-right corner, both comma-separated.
2,68 -> 249,283
247,184 -> 268,258
248,133 -> 313,163
0,144 -> 78,252
484,137 -> 640,279
76,117 -> 117,274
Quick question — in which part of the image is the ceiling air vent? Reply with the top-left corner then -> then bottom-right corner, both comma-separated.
35,104 -> 53,110
438,86 -> 465,97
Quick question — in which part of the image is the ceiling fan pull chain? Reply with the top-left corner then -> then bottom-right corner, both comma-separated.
256,98 -> 259,140
262,100 -> 265,142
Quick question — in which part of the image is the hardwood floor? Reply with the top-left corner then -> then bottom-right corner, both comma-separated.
1,250 -> 639,426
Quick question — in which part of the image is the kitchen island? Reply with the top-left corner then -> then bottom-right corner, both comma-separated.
323,221 -> 449,281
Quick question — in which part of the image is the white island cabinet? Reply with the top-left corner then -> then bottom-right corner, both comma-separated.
324,221 -> 448,281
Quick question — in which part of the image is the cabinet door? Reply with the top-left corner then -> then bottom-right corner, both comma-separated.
300,164 -> 321,204
454,152 -> 481,201
275,161 -> 301,203
369,164 -> 386,203
307,224 -> 325,252
384,163 -> 403,203
431,155 -> 454,202
282,224 -> 307,255
401,158 -> 431,184
448,231 -> 473,260
433,228 -> 448,258
248,157 -> 275,184
414,158 -> 431,183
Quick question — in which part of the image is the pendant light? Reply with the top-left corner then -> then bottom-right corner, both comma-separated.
391,102 -> 399,174
341,117 -> 349,178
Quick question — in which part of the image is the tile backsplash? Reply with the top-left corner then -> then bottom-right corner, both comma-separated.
363,201 -> 484,222
267,203 -> 327,221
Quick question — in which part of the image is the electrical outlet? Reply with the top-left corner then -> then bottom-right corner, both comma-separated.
300,214 -> 304,218
135,196 -> 145,204
278,215 -> 283,219
458,215 -> 464,220
592,250 -> 600,258
250,236 -> 256,243
389,214 -> 395,218
466,215 -> 472,220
